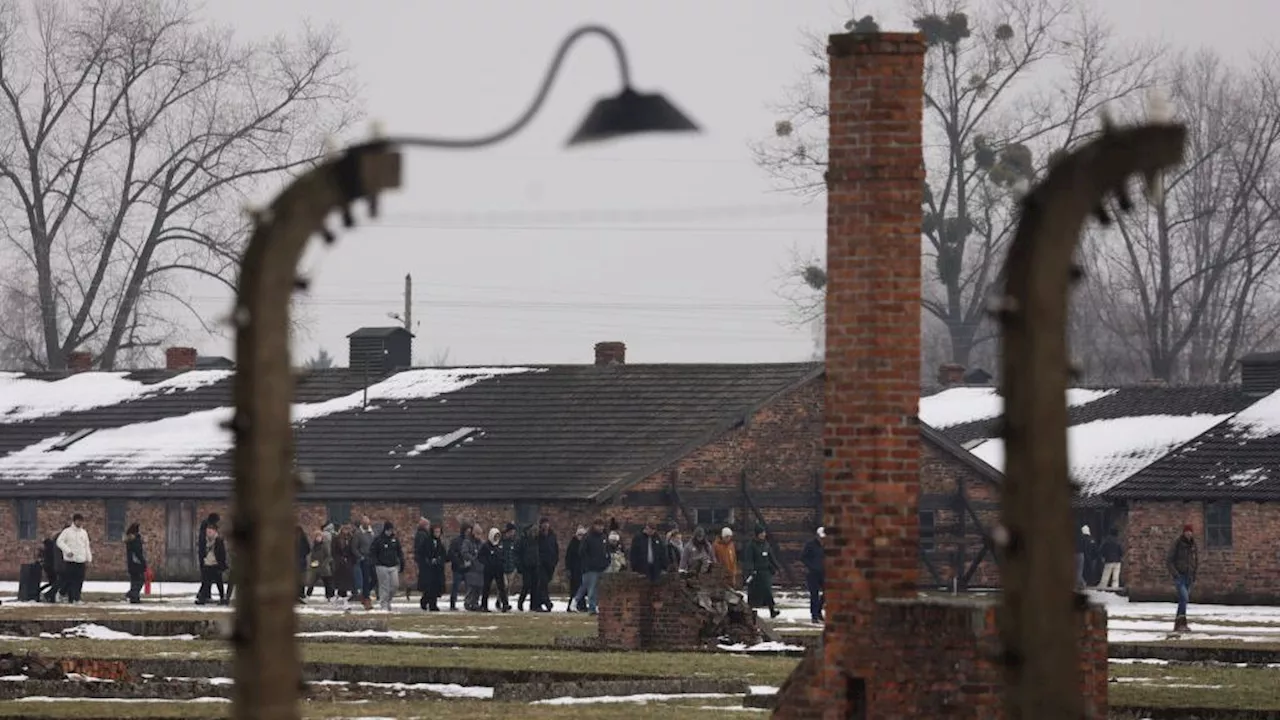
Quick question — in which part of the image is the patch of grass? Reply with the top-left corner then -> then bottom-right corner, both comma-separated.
0,637 -> 798,686
1112,638 -> 1280,652
1110,660 -> 1280,710
384,610 -> 596,645
0,697 -> 764,719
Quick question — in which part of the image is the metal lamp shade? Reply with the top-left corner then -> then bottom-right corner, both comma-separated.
567,88 -> 699,146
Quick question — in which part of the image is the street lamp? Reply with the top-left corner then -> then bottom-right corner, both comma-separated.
376,24 -> 699,150
229,24 -> 698,720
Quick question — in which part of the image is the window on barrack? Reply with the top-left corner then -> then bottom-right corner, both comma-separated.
1204,501 -> 1232,548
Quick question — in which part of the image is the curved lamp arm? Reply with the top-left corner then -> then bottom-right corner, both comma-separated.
381,25 -> 632,150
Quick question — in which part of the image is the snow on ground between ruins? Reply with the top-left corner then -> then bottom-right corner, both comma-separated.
0,370 -> 231,424
532,692 -> 738,705
969,413 -> 1232,495
718,641 -> 805,652
918,387 -> 1114,429
0,367 -> 538,481
296,629 -> 481,640
41,623 -> 196,641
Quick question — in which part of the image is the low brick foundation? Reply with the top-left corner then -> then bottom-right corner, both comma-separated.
774,597 -> 1108,719
598,569 -> 765,651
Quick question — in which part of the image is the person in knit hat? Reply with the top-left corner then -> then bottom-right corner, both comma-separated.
1075,525 -> 1096,590
369,521 -> 404,611
712,527 -> 738,586
743,524 -> 781,618
1166,524 -> 1198,632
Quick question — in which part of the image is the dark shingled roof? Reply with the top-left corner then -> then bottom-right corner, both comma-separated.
346,326 -> 414,339
931,385 -> 1254,447
0,363 -> 821,502
1108,391 -> 1280,501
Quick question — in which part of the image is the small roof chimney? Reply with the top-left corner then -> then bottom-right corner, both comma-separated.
165,346 -> 198,371
1239,352 -> 1280,396
937,362 -> 965,387
66,350 -> 92,373
347,326 -> 414,376
594,341 -> 626,366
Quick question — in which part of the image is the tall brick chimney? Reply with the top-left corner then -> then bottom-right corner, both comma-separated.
165,346 -> 198,371
66,350 -> 92,373
594,341 -> 626,366
938,362 -> 966,386
775,28 -> 1110,720
823,28 -> 925,625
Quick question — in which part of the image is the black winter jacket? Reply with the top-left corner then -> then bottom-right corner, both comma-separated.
413,528 -> 431,568
629,534 -> 666,577
126,534 -> 147,573
538,530 -> 559,573
1100,536 -> 1123,564
581,530 -> 609,573
801,538 -> 824,579
371,532 -> 405,570
1167,536 -> 1198,580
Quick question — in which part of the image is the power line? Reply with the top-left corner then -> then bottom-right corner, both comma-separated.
380,202 -> 822,225
192,295 -> 791,314
364,223 -> 822,234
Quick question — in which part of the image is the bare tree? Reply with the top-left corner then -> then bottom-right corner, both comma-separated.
1093,50 -> 1280,382
0,0 -> 357,369
303,347 -> 333,370
756,0 -> 1158,366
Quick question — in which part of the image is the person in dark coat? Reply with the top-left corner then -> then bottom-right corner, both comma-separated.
1075,525 -> 1096,590
515,524 -> 540,612
800,527 -> 825,624
413,519 -> 431,609
40,536 -> 61,603
629,520 -> 667,581
370,521 -> 406,612
195,513 -> 220,604
1099,528 -> 1124,590
535,518 -> 559,612
500,523 -> 519,599
295,526 -> 311,604
480,527 -> 510,612
564,526 -> 586,612
124,523 -> 147,604
195,523 -> 228,606
743,525 -> 781,618
448,522 -> 472,612
461,525 -> 484,611
331,525 -> 358,605
421,524 -> 447,611
570,518 -> 609,615
1167,524 -> 1199,632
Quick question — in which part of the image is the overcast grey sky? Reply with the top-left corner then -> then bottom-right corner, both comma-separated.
184,0 -> 1278,367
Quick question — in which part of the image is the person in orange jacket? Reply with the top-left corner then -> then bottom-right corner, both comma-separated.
713,526 -> 739,585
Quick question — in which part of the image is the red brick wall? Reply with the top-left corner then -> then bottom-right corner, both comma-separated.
920,443 -> 1001,589
777,598 -> 1109,719
598,566 -> 742,650
1124,500 -> 1280,604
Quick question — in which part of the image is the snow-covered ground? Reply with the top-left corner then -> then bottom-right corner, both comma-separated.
3,582 -> 1279,648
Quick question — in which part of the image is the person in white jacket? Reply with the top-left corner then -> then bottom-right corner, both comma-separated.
55,514 -> 92,603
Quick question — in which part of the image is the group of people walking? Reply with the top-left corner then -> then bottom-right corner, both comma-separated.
23,511 -> 828,623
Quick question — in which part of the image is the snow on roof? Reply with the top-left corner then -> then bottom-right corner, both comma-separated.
1223,388 -> 1280,439
969,413 -> 1232,495
405,427 -> 482,456
0,370 -> 231,424
918,387 -> 1116,429
0,368 -> 537,482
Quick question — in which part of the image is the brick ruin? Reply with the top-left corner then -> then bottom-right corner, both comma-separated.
596,567 -> 769,651
771,31 -> 1108,718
